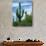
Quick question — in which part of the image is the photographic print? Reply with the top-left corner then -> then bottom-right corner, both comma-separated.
12,0 -> 32,26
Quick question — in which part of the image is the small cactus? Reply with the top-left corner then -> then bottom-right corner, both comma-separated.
7,37 -> 10,40
38,40 -> 40,42
26,39 -> 33,42
34,39 -> 37,42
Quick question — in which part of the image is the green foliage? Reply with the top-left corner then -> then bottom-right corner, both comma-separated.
13,13 -> 32,26
16,2 -> 24,22
20,15 -> 32,26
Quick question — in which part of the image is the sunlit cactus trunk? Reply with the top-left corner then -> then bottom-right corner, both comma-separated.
16,2 -> 24,22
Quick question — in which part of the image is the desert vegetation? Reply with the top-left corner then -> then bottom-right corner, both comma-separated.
13,2 -> 32,26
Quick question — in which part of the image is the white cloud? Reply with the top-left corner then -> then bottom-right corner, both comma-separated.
12,3 -> 18,7
25,6 -> 32,11
12,2 -> 32,7
21,3 -> 31,6
13,0 -> 32,2
24,7 -> 32,15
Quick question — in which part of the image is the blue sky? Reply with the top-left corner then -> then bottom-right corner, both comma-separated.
12,0 -> 32,21
13,0 -> 32,2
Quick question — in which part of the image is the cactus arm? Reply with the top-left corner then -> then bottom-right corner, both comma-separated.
21,9 -> 24,17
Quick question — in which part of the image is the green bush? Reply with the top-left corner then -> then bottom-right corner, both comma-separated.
13,15 -> 32,26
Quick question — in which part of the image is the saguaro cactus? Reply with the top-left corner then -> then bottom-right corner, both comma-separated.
16,2 -> 24,22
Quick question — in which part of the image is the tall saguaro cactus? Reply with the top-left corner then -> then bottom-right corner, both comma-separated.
16,2 -> 24,22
